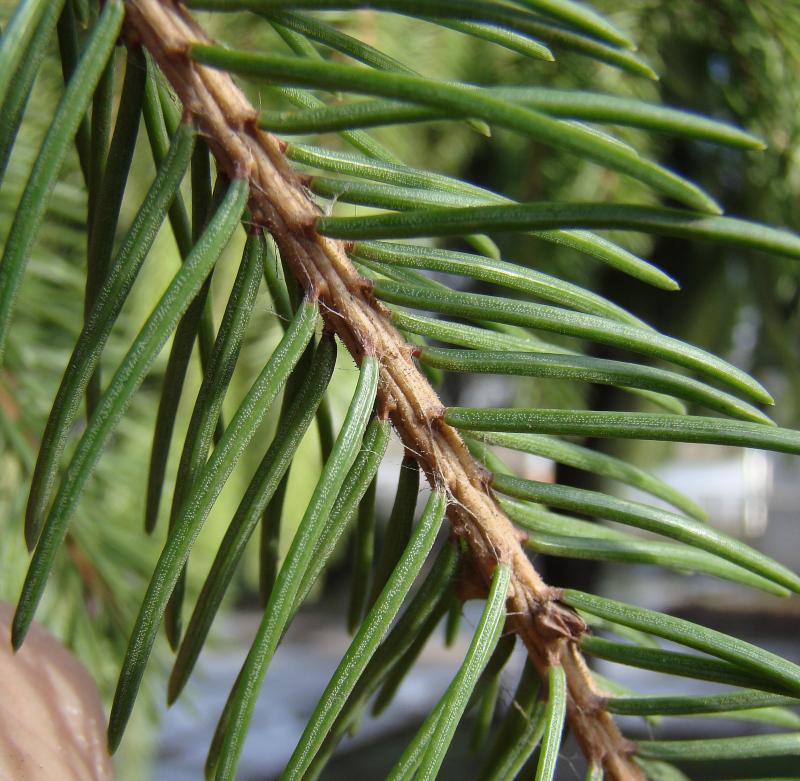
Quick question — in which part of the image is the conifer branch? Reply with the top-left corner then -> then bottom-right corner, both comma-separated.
122,1 -> 645,775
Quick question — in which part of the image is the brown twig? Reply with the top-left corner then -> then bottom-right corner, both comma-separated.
123,1 -> 644,776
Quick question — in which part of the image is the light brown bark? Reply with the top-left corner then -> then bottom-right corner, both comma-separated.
123,1 -> 644,776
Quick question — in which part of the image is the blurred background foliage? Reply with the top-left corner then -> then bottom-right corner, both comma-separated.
0,0 -> 798,774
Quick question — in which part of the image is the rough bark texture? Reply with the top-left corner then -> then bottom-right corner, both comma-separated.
124,1 -> 644,776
